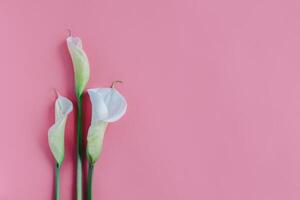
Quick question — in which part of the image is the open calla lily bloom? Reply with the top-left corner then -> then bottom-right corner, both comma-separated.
67,36 -> 90,99
87,87 -> 127,164
86,85 -> 127,200
48,94 -> 73,165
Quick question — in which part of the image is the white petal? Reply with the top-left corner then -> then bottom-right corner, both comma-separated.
88,88 -> 127,123
48,95 -> 73,165
88,89 -> 109,123
67,36 -> 83,49
55,95 -> 73,121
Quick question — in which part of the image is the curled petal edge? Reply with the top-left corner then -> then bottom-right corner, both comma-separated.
48,95 -> 73,165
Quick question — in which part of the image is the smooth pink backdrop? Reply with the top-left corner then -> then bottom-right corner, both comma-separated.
1,0 -> 300,199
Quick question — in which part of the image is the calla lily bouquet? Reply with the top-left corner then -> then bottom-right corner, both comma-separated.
48,33 -> 127,200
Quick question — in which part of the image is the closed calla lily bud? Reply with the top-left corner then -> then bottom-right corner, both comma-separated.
48,94 -> 73,165
87,87 -> 127,164
67,36 -> 90,98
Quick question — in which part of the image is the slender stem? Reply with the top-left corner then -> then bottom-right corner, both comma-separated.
55,163 -> 60,200
77,96 -> 83,200
87,163 -> 94,200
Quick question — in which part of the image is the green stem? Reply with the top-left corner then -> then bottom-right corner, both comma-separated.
77,96 -> 83,200
87,163 -> 94,200
55,163 -> 60,200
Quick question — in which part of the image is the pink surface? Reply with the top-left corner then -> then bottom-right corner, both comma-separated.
1,0 -> 300,199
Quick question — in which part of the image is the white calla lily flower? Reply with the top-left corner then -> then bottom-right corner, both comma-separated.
48,94 -> 73,165
87,85 -> 127,164
67,36 -> 90,98
88,88 -> 127,123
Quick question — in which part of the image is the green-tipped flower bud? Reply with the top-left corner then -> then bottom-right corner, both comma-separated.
67,36 -> 90,99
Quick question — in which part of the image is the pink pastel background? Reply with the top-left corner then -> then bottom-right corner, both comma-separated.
1,0 -> 300,199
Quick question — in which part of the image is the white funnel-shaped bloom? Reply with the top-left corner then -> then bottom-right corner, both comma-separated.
67,36 -> 90,98
87,87 -> 127,164
48,95 -> 73,165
